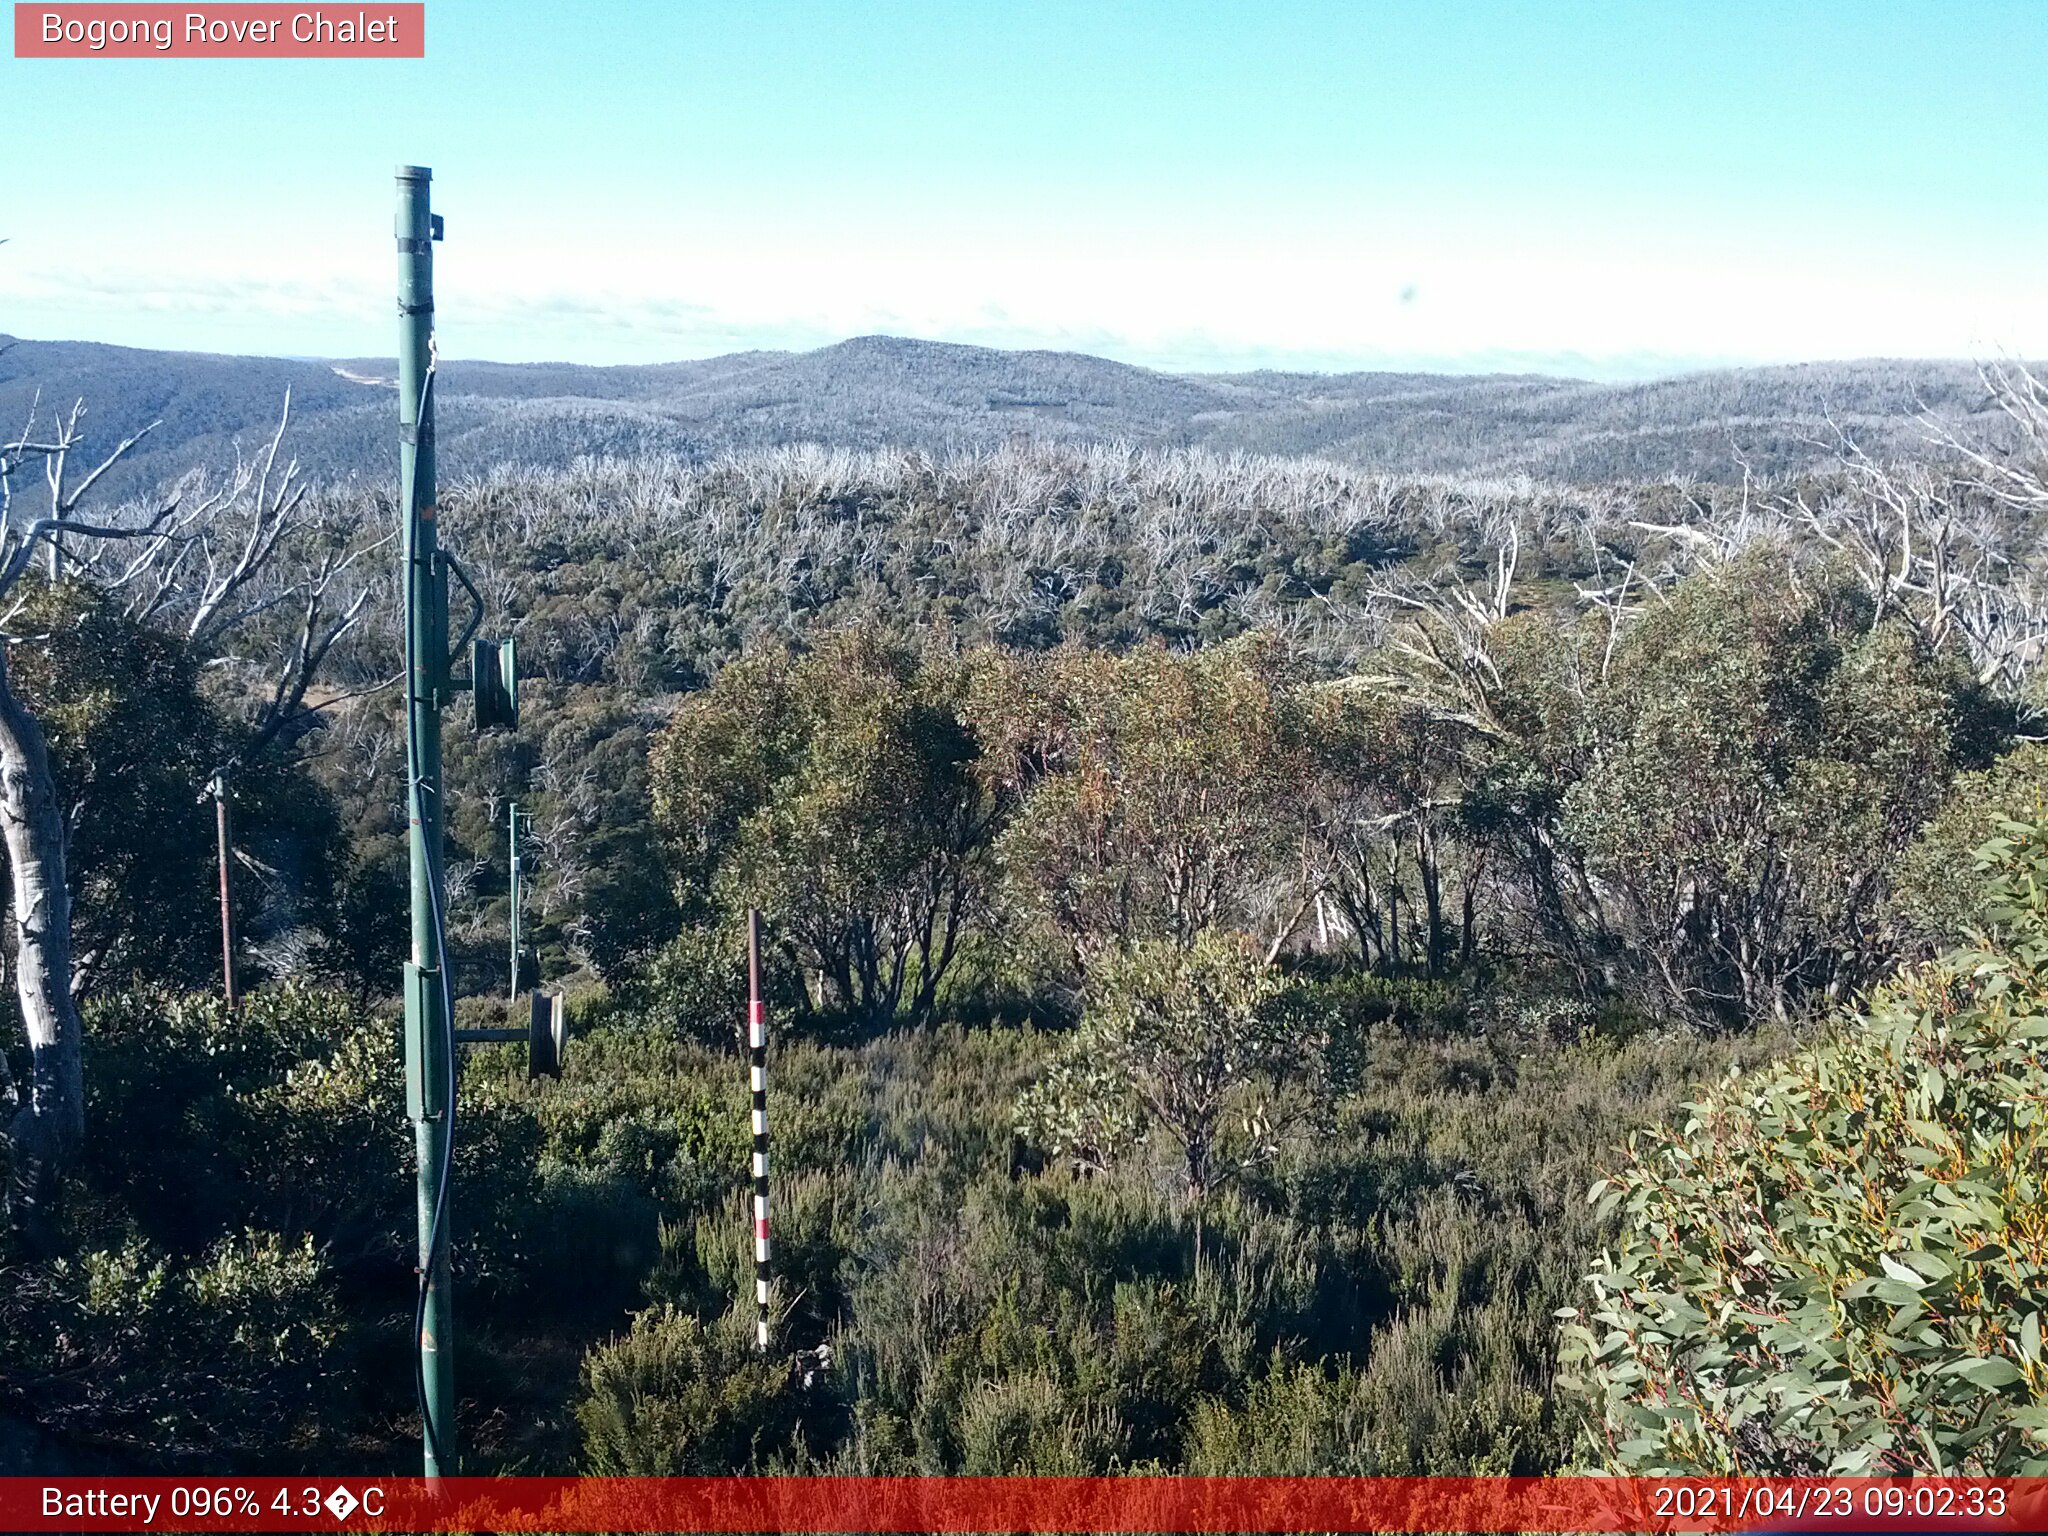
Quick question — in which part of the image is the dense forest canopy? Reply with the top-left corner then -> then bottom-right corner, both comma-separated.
2,345 -> 2048,1475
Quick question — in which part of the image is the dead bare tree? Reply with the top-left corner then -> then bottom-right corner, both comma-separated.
1739,371 -> 2048,697
115,401 -> 395,778
4,396 -> 163,585
1942,361 -> 2048,515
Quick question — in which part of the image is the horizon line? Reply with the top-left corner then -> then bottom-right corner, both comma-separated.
0,327 -> 2025,389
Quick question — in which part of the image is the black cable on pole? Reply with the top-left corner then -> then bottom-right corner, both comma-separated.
403,358 -> 457,1475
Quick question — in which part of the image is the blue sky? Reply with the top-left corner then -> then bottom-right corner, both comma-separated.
2,0 -> 2043,377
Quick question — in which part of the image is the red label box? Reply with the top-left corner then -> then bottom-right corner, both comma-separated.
14,3 -> 424,57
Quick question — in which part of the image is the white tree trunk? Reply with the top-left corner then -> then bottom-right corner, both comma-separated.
0,647 -> 82,1225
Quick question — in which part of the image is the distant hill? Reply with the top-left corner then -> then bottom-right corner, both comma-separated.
0,331 -> 2009,501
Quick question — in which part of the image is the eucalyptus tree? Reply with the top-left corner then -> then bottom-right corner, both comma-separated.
972,637 -> 1318,972
0,394 -> 364,1226
1552,551 -> 1999,1025
1016,929 -> 1303,1200
651,632 -> 1003,1025
0,400 -> 187,1221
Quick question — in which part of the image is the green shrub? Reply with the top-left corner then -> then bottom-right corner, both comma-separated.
576,1305 -> 800,1473
11,1227 -> 353,1458
1286,971 -> 1467,1039
1184,1340 -> 1548,1475
227,1009 -> 409,1270
85,985 -> 399,1261
954,1372 -> 1120,1474
1014,931 -> 1311,1197
1892,741 -> 2048,952
1559,819 -> 2048,1474
770,1044 -> 878,1173
621,921 -> 806,1050
686,1170 -> 863,1347
529,1025 -> 748,1190
1101,1280 -> 1224,1463
649,634 -> 1000,1028
183,1230 -> 353,1429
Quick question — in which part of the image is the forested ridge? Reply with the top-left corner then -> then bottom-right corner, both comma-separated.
2,354 -> 2048,1476
0,332 -> 2021,501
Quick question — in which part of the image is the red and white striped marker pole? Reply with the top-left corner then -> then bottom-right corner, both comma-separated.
746,909 -> 772,1354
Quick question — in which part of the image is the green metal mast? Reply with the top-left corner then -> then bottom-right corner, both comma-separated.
396,163 -> 454,1479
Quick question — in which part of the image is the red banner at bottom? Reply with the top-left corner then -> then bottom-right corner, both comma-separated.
4,1476 -> 2045,1533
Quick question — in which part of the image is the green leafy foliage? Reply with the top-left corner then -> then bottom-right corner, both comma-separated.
1543,553 -> 1990,1024
11,984 -> 639,1466
616,920 -> 811,1051
556,993 -> 1771,1476
1560,820 -> 2048,1473
13,418 -> 2048,1478
3,986 -> 381,1462
1892,741 -> 2048,953
6,950 -> 1784,1474
651,634 -> 1001,1026
9,1227 -> 353,1458
5,585 -> 345,996
1016,930 -> 1312,1197
976,639 -> 1313,967
576,1305 -> 802,1474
